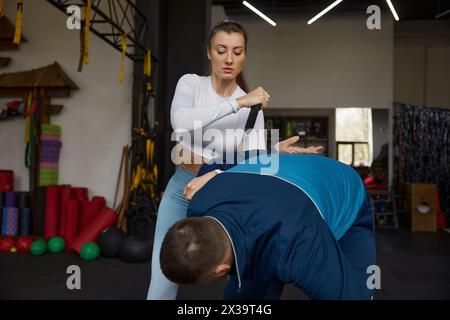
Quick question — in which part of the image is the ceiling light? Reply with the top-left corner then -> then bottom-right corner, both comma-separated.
436,9 -> 450,19
242,1 -> 277,27
307,0 -> 343,25
385,0 -> 400,21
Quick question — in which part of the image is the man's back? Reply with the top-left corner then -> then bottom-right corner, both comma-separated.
187,154 -> 373,299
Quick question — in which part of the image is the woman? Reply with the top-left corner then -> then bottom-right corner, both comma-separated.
147,20 -> 322,300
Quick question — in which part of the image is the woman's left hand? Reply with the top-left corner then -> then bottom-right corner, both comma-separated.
275,136 -> 324,154
183,170 -> 218,201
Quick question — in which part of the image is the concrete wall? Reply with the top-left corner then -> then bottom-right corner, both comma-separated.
394,20 -> 450,108
213,8 -> 394,109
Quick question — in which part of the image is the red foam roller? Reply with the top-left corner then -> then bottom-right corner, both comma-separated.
92,196 -> 106,210
72,187 -> 88,200
65,199 -> 80,247
79,200 -> 91,233
69,207 -> 117,254
79,196 -> 106,233
44,186 -> 61,238
59,186 -> 73,237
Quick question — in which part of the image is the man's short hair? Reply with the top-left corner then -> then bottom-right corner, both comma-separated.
160,217 -> 228,285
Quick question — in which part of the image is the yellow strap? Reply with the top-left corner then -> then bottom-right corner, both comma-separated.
13,0 -> 23,45
144,49 -> 153,91
144,49 -> 151,76
118,33 -> 127,84
146,139 -> 151,162
153,164 -> 158,183
150,140 -> 154,163
83,0 -> 91,65
0,0 -> 4,15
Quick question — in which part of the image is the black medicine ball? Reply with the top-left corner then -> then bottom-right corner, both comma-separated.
118,237 -> 151,263
99,227 -> 126,257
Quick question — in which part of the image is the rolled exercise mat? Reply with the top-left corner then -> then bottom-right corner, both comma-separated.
39,176 -> 59,187
40,143 -> 62,151
39,158 -> 60,165
41,128 -> 61,136
39,147 -> 60,154
2,207 -> 19,236
39,180 -> 59,187
59,186 -> 73,237
39,171 -> 59,178
40,150 -> 61,158
40,163 -> 59,169
79,196 -> 106,232
39,155 -> 60,163
19,192 -> 31,208
34,186 -> 47,236
19,208 -> 32,235
39,168 -> 59,176
40,140 -> 62,147
40,155 -> 60,162
39,172 -> 59,180
40,135 -> 60,141
44,186 -> 61,238
69,207 -> 117,254
72,188 -> 88,201
64,199 -> 80,247
5,192 -> 19,207
39,181 -> 59,188
41,124 -> 61,135
40,147 -> 61,154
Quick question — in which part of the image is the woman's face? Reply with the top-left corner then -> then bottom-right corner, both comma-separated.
208,31 -> 246,81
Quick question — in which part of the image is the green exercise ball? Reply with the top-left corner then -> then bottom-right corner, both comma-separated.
48,236 -> 65,253
80,242 -> 100,261
30,240 -> 47,256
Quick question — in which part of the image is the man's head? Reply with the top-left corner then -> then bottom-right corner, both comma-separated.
160,217 -> 233,285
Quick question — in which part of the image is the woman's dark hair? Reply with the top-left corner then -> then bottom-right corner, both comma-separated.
208,20 -> 248,51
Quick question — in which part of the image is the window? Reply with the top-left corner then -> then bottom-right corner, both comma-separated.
336,108 -> 373,167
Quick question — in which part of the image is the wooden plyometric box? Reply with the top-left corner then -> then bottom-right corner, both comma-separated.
405,183 -> 437,232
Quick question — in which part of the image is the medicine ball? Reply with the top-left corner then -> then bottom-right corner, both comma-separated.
118,237 -> 151,263
99,227 -> 126,258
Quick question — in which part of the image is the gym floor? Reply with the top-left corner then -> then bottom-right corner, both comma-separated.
1,228 -> 449,300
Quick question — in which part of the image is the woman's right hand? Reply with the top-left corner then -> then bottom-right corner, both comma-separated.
236,87 -> 270,109
183,170 -> 218,201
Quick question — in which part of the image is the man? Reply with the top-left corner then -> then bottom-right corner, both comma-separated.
160,153 -> 376,300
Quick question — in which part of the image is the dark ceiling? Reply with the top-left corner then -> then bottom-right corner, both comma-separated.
212,0 -> 450,20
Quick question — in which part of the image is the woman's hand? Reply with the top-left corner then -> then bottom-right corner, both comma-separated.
236,87 -> 270,109
275,136 -> 324,154
183,170 -> 219,201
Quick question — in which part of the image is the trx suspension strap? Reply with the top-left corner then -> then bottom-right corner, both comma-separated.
144,49 -> 152,92
245,104 -> 262,132
118,33 -> 127,84
13,0 -> 23,45
0,0 -> 4,15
